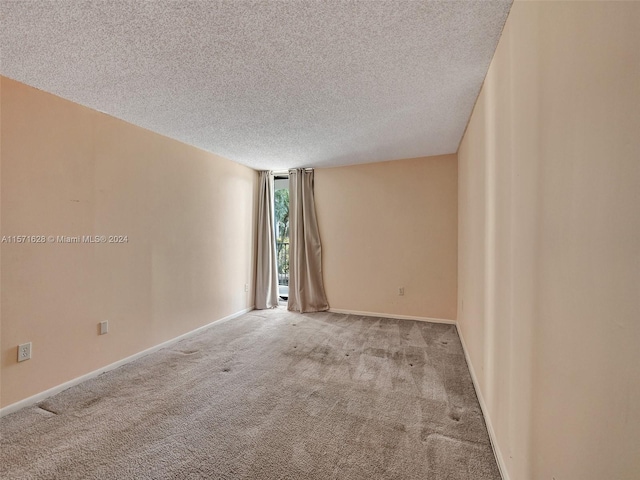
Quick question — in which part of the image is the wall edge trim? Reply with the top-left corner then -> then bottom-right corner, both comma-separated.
328,308 -> 456,325
0,306 -> 255,417
457,325 -> 511,480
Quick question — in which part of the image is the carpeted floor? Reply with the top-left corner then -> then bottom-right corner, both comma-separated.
0,309 -> 501,479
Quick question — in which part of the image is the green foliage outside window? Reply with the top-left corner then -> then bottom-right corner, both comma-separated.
274,188 -> 290,278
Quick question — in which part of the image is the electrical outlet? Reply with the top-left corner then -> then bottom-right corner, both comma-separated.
18,342 -> 32,362
99,321 -> 109,335
398,287 -> 405,296
244,283 -> 249,292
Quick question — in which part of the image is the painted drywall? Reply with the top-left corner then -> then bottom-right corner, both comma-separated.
315,155 -> 457,320
457,2 -> 640,479
0,77 -> 259,408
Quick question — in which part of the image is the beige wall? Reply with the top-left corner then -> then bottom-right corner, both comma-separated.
315,155 -> 457,320
458,2 -> 640,480
0,77 -> 258,408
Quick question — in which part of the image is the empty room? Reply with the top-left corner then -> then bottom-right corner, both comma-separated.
1,1 -> 638,479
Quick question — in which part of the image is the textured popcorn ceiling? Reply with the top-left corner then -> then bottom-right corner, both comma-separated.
0,1 -> 511,170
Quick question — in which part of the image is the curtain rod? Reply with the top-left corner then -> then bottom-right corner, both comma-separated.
271,168 -> 314,175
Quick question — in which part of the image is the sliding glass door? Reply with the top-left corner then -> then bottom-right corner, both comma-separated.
274,176 -> 289,301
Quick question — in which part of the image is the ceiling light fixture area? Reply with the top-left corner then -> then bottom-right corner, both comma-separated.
0,1 -> 512,170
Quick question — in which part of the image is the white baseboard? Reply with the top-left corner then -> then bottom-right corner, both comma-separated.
328,308 -> 456,325
457,325 -> 511,480
0,306 -> 254,418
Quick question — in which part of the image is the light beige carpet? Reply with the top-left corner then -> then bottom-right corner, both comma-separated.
0,309 -> 501,479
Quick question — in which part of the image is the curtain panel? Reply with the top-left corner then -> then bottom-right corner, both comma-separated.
288,168 -> 329,313
255,171 -> 279,309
